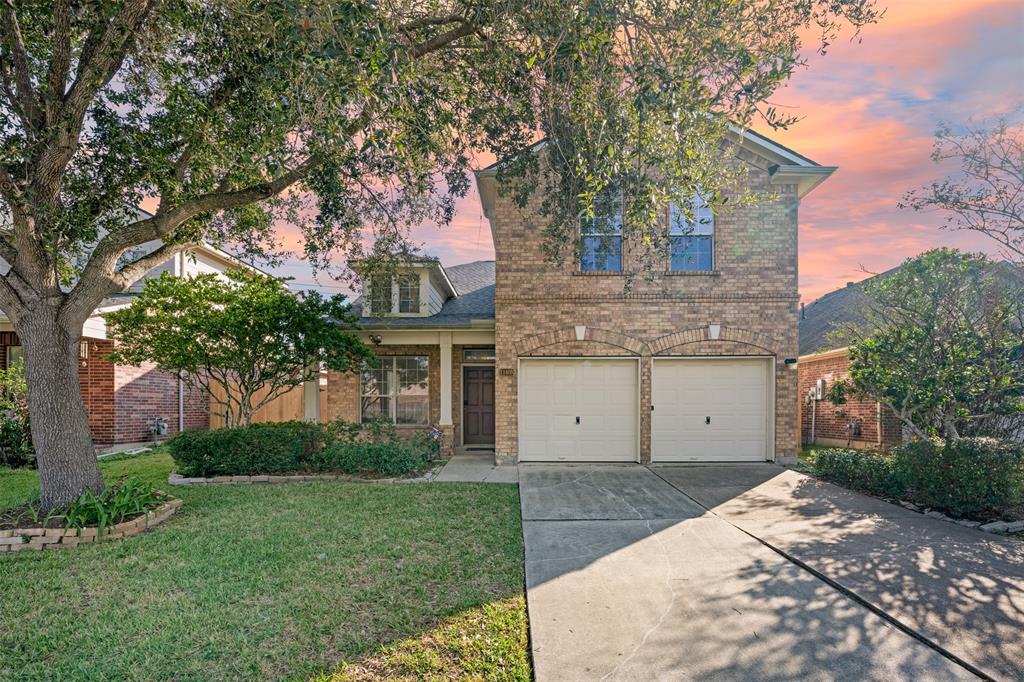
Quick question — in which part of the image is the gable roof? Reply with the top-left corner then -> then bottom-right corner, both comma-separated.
355,260 -> 495,329
474,128 -> 836,240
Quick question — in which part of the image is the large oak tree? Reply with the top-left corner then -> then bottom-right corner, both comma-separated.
0,0 -> 878,510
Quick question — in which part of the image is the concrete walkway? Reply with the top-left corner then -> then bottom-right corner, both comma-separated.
521,463 -> 1022,681
433,453 -> 518,483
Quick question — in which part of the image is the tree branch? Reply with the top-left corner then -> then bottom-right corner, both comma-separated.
33,0 -> 154,203
43,0 -> 72,123
0,0 -> 43,130
65,155 -> 320,322
410,21 -> 478,58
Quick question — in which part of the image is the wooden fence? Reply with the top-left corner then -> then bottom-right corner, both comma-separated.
208,381 -> 328,428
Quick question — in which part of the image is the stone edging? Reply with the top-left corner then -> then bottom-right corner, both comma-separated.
0,499 -> 183,553
168,468 -> 441,487
895,500 -> 1024,534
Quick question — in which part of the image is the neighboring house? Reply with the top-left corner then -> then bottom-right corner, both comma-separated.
798,274 -> 904,450
0,241 -> 258,448
327,129 -> 834,463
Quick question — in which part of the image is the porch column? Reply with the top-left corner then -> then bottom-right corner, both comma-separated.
303,369 -> 321,423
439,332 -> 453,426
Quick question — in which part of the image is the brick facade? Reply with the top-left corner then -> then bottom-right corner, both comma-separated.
798,349 -> 903,450
492,147 -> 801,463
327,344 -> 495,456
2,335 -> 208,447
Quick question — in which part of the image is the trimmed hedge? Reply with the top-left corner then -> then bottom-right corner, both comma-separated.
891,438 -> 1024,518
811,448 -> 904,498
168,420 -> 437,478
811,439 -> 1024,519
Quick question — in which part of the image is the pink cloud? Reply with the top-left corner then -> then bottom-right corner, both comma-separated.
182,1 -> 1020,305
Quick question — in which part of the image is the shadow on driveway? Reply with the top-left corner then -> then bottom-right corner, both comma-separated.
521,463 -> 1022,681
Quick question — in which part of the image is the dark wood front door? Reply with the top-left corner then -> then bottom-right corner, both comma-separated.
463,366 -> 495,445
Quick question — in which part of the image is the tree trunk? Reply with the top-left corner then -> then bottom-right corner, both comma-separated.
18,312 -> 103,511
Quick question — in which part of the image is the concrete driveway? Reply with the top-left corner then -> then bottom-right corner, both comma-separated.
521,463 -> 1024,681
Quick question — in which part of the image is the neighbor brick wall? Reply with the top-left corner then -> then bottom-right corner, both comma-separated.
798,350 -> 903,450
113,363 -> 209,443
2,335 -> 208,446
492,147 -> 802,462
81,339 -> 116,445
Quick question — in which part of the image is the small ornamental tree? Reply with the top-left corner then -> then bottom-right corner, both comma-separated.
105,270 -> 373,427
828,249 -> 1024,441
901,114 -> 1024,265
0,0 -> 878,508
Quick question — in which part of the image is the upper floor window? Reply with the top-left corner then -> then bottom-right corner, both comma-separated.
369,277 -> 392,316
579,189 -> 623,272
669,194 -> 714,272
397,274 -> 420,313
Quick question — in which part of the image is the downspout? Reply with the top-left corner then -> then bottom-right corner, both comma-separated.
810,396 -> 817,444
178,371 -> 185,434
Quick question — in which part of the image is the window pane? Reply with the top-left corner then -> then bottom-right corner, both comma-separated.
670,195 -> 714,236
369,277 -> 392,315
396,356 -> 429,392
360,357 -> 394,423
463,348 -> 496,361
396,355 -> 429,425
396,396 -> 429,425
670,235 -> 713,272
6,345 -> 23,367
361,396 -> 391,423
580,191 -> 623,235
398,275 -> 420,313
580,235 -> 622,272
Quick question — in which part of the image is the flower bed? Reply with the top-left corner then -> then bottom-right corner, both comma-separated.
0,498 -> 182,552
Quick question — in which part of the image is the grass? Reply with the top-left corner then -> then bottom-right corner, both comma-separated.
0,450 -> 528,681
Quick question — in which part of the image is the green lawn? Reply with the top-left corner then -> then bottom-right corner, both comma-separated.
0,451 -> 529,681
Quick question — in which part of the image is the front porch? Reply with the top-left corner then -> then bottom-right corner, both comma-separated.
324,330 -> 497,457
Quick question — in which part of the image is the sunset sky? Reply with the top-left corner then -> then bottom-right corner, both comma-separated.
276,0 -> 1024,303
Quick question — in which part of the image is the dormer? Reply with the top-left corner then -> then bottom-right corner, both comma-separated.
357,259 -> 458,318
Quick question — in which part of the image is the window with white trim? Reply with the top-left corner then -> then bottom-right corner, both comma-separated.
360,356 -> 429,425
669,194 -> 714,272
579,189 -> 623,272
397,274 -> 421,313
369,277 -> 392,316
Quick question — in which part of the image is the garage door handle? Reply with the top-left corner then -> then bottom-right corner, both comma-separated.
576,416 -> 580,425
705,416 -> 711,425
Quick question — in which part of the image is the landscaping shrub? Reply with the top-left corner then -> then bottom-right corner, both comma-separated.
891,438 -> 1024,518
169,421 -> 322,477
169,419 -> 439,478
0,358 -> 32,467
811,448 -> 904,498
314,441 -> 432,476
62,477 -> 168,535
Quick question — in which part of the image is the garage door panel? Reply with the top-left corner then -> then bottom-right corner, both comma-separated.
652,359 -> 770,463
519,359 -> 638,462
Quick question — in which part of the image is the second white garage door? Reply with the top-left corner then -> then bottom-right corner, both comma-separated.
518,359 -> 638,462
652,358 -> 771,462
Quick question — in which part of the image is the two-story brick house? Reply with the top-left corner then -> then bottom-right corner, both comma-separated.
326,129 -> 834,463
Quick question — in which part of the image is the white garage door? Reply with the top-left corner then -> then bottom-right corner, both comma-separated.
519,359 -> 638,462
652,358 -> 771,462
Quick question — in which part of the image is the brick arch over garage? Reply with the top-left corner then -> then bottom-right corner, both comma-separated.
515,326 -> 649,356
649,325 -> 779,355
